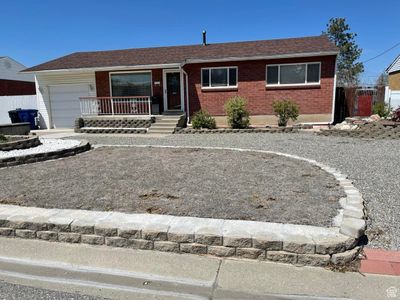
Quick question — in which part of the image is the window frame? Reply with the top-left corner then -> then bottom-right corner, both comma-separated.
109,70 -> 153,97
265,62 -> 321,87
201,66 -> 238,90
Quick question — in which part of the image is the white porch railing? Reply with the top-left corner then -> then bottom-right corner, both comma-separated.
79,96 -> 152,116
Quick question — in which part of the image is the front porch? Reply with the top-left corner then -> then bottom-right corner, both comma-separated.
75,96 -> 186,134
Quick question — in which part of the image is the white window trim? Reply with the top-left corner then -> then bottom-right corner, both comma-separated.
266,62 -> 321,87
201,66 -> 238,90
109,70 -> 153,97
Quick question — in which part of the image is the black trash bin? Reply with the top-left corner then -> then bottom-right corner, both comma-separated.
8,110 -> 21,123
16,109 -> 39,130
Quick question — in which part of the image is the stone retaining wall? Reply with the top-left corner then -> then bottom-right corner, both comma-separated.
174,127 -> 297,134
0,123 -> 30,135
75,117 -> 152,133
0,136 -> 41,151
0,140 -> 91,168
0,147 -> 366,268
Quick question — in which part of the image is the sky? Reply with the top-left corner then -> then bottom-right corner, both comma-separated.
2,0 -> 399,84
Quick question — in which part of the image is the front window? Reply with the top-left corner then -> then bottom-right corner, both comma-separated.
202,67 -> 237,88
110,72 -> 152,96
266,63 -> 320,86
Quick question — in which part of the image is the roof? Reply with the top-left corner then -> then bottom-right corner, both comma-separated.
23,35 -> 338,73
386,55 -> 400,74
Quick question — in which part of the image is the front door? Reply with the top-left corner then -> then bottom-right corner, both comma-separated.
166,72 -> 181,110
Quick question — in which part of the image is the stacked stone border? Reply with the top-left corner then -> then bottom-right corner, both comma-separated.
75,117 -> 152,134
0,135 -> 41,151
174,127 -> 298,134
0,140 -> 91,168
318,122 -> 400,139
0,145 -> 366,267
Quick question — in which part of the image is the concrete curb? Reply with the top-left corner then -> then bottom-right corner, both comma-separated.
0,140 -> 91,168
0,145 -> 366,267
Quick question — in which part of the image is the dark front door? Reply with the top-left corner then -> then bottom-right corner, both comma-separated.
166,72 -> 181,110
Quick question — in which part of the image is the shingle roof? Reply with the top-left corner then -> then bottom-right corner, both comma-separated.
23,35 -> 338,72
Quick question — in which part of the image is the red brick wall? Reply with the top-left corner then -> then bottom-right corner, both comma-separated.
183,55 -> 336,116
95,69 -> 163,99
0,79 -> 36,96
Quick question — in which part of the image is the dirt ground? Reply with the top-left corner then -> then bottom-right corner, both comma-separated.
0,146 -> 344,226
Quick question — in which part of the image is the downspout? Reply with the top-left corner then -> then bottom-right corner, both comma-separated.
330,54 -> 338,125
182,68 -> 190,125
301,55 -> 338,126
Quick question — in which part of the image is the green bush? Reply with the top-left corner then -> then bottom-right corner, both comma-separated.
372,102 -> 391,119
191,110 -> 216,129
0,134 -> 7,143
272,100 -> 299,126
224,96 -> 250,129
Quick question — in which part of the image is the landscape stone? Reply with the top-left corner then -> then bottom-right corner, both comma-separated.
153,241 -> 180,252
36,231 -> 58,241
208,246 -> 235,257
15,229 -> 36,239
81,234 -> 105,245
266,251 -> 298,264
180,243 -> 207,254
236,248 -> 265,259
58,232 -> 81,243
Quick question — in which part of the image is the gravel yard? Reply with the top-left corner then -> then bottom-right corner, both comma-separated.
64,133 -> 400,250
0,146 -> 343,227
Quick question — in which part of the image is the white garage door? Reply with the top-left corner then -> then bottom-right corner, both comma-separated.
49,84 -> 89,128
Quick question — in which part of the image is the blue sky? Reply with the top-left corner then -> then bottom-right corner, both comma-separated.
2,0 -> 399,83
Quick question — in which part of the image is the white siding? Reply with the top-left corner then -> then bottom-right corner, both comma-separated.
390,90 -> 400,109
35,72 -> 96,128
387,55 -> 400,74
0,95 -> 37,124
0,57 -> 34,82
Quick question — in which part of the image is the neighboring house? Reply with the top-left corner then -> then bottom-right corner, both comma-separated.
386,55 -> 400,109
0,57 -> 37,124
0,57 -> 35,96
23,35 -> 338,129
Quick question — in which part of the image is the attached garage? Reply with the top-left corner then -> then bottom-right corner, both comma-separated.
49,84 -> 89,128
33,72 -> 96,129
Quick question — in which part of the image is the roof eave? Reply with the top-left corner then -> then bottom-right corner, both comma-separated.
183,51 -> 339,64
22,63 -> 182,74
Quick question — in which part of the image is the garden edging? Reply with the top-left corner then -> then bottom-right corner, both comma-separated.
0,135 -> 41,151
0,140 -> 91,168
0,146 -> 366,267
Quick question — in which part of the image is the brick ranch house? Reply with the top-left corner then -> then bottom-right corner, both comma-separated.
23,35 -> 338,129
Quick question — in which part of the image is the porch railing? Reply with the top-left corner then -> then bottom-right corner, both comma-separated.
79,96 -> 151,116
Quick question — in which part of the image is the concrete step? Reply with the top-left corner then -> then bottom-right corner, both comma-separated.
150,124 -> 177,129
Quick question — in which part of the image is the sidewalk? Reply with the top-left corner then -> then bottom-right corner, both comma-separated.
0,238 -> 398,300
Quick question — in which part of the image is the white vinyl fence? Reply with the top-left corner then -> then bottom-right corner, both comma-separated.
0,95 -> 37,124
389,90 -> 400,110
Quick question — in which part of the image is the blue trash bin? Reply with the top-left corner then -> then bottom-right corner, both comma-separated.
16,109 -> 38,130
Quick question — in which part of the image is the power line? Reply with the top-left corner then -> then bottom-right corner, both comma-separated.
362,41 -> 400,64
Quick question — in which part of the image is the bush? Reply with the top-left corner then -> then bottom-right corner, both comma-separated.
372,102 -> 391,119
392,107 -> 400,122
224,96 -> 250,129
272,100 -> 299,127
0,134 -> 7,143
191,110 -> 216,129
